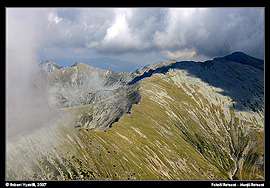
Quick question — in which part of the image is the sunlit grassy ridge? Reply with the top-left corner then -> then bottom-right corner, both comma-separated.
52,74 -> 227,180
6,72 -> 263,180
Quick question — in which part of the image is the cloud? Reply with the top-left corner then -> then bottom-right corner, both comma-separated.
39,8 -> 264,60
163,49 -> 197,60
99,9 -> 142,53
9,8 -> 264,64
6,8 -> 61,142
48,12 -> 62,24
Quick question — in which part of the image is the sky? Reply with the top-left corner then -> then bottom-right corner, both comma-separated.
7,8 -> 264,65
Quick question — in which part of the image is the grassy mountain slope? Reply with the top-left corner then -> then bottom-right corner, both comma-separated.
6,68 -> 263,180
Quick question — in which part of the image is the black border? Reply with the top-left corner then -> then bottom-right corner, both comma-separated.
3,5 -> 267,187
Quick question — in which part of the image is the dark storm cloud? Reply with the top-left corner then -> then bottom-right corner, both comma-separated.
190,8 -> 264,58
36,8 -> 264,60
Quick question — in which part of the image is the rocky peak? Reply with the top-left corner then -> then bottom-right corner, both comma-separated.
70,61 -> 85,67
39,60 -> 63,72
133,59 -> 177,75
213,51 -> 264,70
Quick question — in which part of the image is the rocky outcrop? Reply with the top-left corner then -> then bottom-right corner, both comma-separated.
39,60 -> 63,72
213,51 -> 264,71
45,61 -> 140,131
66,83 -> 140,131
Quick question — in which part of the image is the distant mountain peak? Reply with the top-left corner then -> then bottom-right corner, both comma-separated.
70,61 -> 84,67
50,57 -> 141,72
39,60 -> 63,72
70,62 -> 104,72
230,51 -> 247,56
213,51 -> 264,70
219,51 -> 256,61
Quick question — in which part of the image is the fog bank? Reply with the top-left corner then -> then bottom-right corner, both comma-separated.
6,9 -> 60,142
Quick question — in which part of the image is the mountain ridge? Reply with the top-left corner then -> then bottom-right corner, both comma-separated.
47,57 -> 141,72
39,51 -> 264,130
7,51 -> 264,180
213,51 -> 264,70
40,51 -> 263,75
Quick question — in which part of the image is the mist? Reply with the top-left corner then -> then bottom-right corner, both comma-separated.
48,67 -> 107,108
6,9 -> 61,142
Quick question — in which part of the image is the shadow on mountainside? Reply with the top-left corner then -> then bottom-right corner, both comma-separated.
128,53 -> 264,113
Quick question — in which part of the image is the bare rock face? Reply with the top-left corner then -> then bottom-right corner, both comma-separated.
39,60 -> 63,72
45,61 -> 140,131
